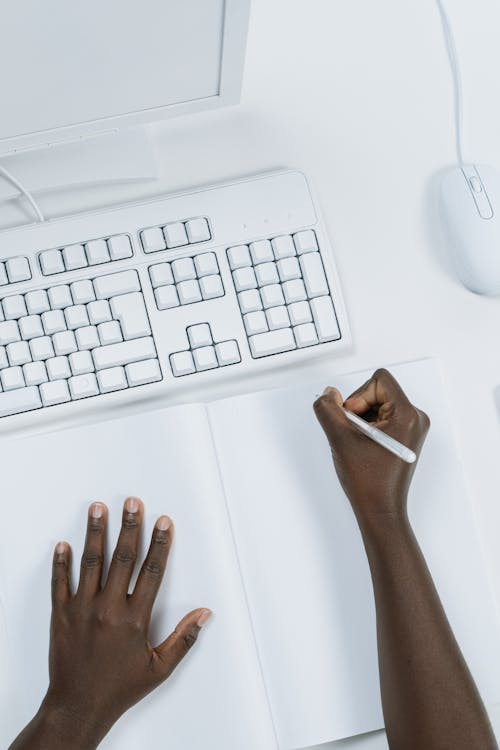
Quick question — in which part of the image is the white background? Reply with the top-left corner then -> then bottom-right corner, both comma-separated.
2,0 -> 500,748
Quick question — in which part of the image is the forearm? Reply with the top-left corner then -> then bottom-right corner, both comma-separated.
9,703 -> 102,750
359,510 -> 498,750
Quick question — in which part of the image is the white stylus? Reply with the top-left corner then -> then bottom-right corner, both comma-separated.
342,408 -> 417,464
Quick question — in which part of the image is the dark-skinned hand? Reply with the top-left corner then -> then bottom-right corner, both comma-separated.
313,367 -> 430,525
10,498 -> 212,750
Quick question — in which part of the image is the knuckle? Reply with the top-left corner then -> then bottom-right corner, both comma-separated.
80,550 -> 103,570
113,546 -> 136,565
88,517 -> 104,535
144,558 -> 163,577
123,515 -> 140,531
51,573 -> 67,588
182,628 -> 199,650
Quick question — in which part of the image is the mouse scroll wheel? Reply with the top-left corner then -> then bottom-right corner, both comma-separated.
470,176 -> 483,193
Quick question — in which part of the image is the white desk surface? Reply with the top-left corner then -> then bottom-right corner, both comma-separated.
3,0 -> 500,747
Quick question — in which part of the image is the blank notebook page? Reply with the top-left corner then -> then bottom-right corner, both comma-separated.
208,359 -> 500,749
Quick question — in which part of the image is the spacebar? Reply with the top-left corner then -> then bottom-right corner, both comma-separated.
0,386 -> 42,418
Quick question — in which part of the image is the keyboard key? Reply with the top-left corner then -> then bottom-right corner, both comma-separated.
187,324 -> 213,349
7,340 -> 31,366
69,350 -> 94,376
299,253 -> 329,298
86,239 -> 110,265
40,379 -> 70,406
227,245 -> 251,269
172,257 -> 196,283
48,285 -> 72,310
149,263 -> 174,288
233,267 -> 257,292
170,351 -> 195,377
215,340 -> 240,366
0,321 -> 20,345
238,289 -> 262,314
193,345 -> 218,371
63,244 -> 87,270
0,347 -> 7,369
177,279 -> 202,305
141,227 -> 166,254
108,235 -> 133,261
288,300 -> 312,326
23,361 -> 48,386
97,366 -> 128,393
255,262 -> 279,287
94,270 -> 140,300
294,322 -> 318,348
26,290 -> 50,315
1,366 -> 25,390
42,309 -> 66,335
266,305 -> 290,330
249,328 -> 296,358
3,295 -> 27,320
199,275 -> 223,300
282,279 -> 306,304
272,235 -> 296,259
0,385 -> 41,416
87,300 -> 112,325
53,330 -> 77,356
250,240 -> 274,264
261,284 -> 285,308
65,305 -> 89,330
71,280 -> 95,305
0,263 -> 8,285
75,326 -> 100,351
244,311 -> 268,335
194,252 -> 218,277
46,356 -> 71,381
92,336 -> 156,370
19,315 -> 44,340
164,222 -> 188,248
98,321 -> 122,346
125,359 -> 162,387
277,257 -> 301,282
30,336 -> 54,361
185,217 -> 211,243
294,230 -> 318,254
6,257 -> 31,282
69,373 -> 99,400
40,249 -> 64,276
155,285 -> 179,310
310,296 -> 341,342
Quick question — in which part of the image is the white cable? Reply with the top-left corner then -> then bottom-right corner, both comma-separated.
0,163 -> 45,223
436,0 -> 465,166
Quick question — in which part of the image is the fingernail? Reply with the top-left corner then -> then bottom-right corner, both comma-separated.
90,502 -> 104,519
125,497 -> 140,513
322,386 -> 336,396
197,609 -> 213,627
156,515 -> 172,531
56,542 -> 67,555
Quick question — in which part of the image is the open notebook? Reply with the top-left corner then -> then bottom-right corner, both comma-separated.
1,358 -> 500,750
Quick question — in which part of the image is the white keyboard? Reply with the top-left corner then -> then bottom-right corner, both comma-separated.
0,171 -> 351,429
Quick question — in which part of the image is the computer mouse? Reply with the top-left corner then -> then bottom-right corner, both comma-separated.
440,163 -> 500,295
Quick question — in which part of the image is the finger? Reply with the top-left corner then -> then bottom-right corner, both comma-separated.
104,497 -> 143,599
314,386 -> 350,433
51,541 -> 72,608
131,516 -> 173,625
76,502 -> 107,600
154,609 -> 212,680
344,369 -> 411,417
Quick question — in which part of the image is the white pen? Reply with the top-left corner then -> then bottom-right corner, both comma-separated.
342,408 -> 417,464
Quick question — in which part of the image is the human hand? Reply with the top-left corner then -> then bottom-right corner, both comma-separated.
16,498 -> 211,750
313,369 -> 430,526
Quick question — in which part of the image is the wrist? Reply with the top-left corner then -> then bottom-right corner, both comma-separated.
34,699 -> 107,750
351,500 -> 411,540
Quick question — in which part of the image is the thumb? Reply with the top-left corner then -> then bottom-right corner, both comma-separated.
153,608 -> 212,681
